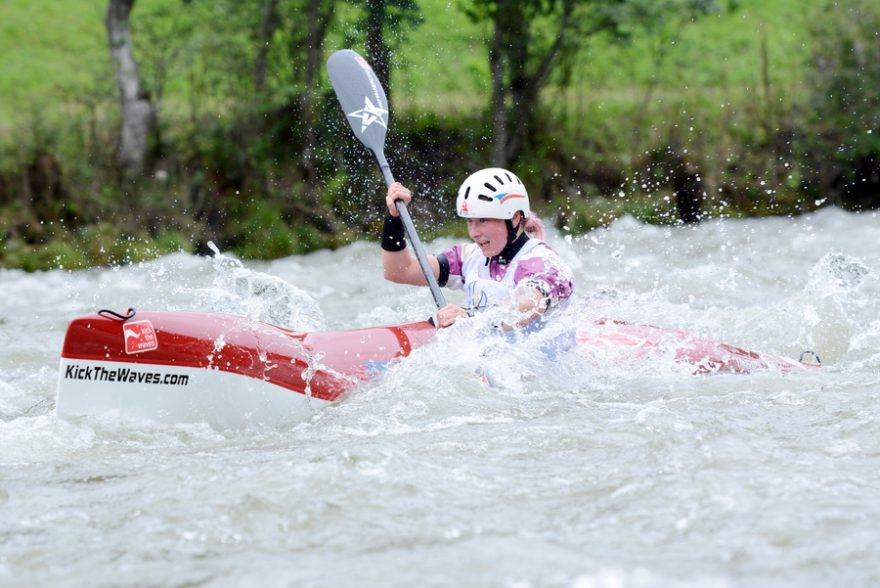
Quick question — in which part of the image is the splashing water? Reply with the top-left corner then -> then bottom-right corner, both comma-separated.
1,208 -> 879,587
197,241 -> 325,330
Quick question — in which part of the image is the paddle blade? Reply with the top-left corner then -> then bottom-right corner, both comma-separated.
327,49 -> 390,152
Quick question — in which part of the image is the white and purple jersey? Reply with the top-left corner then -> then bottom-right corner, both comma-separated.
437,238 -> 574,313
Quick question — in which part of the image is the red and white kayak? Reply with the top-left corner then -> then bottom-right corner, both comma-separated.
56,310 -> 814,427
576,319 -> 812,374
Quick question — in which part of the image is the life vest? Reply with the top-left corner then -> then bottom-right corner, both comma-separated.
448,239 -> 558,313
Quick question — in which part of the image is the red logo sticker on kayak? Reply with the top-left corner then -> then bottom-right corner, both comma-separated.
123,320 -> 158,354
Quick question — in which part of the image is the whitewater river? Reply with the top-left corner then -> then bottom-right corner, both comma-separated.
1,208 -> 878,587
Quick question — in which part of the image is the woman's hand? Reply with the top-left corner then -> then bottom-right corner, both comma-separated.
436,303 -> 468,328
386,182 -> 412,217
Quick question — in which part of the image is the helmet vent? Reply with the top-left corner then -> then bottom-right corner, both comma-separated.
483,182 -> 496,192
494,175 -> 503,184
464,186 -> 470,200
478,194 -> 493,202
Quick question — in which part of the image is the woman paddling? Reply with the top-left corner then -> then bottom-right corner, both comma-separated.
381,168 -> 574,330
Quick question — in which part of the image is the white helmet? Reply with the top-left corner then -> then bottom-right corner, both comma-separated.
456,168 -> 530,219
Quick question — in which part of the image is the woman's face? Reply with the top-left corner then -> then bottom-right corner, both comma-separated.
466,214 -> 520,257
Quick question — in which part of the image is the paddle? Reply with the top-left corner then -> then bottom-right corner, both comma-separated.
327,49 -> 447,309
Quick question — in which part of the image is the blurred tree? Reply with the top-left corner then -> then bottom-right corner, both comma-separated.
463,0 -> 581,168
133,2 -> 197,161
295,0 -> 336,196
255,0 -> 281,94
360,0 -> 422,109
106,0 -> 156,181
463,0 -> 635,168
463,0 -> 722,169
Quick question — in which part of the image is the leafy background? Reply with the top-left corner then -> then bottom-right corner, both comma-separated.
0,0 -> 877,270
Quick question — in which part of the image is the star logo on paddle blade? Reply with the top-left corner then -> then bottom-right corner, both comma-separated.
347,97 -> 388,133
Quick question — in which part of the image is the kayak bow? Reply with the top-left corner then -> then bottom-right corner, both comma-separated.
56,311 -> 435,427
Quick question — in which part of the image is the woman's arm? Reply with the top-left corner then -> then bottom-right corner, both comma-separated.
382,182 -> 441,286
382,249 -> 441,285
500,258 -> 570,330
506,283 -> 552,329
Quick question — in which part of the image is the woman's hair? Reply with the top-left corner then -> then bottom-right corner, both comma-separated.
522,214 -> 546,240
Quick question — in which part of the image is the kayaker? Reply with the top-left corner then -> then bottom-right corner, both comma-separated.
382,167 -> 574,329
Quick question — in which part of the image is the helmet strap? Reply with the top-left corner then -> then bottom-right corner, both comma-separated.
504,219 -> 518,243
504,212 -> 526,243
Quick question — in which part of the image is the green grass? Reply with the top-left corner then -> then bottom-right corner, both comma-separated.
0,0 -> 110,127
0,0 -> 816,127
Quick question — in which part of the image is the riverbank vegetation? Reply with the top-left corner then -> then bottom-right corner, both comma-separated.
1,0 -> 878,270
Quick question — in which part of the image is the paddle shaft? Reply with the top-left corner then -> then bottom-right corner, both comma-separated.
374,151 -> 447,309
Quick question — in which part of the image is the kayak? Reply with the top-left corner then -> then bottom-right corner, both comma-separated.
56,310 -> 436,427
55,310 -> 814,427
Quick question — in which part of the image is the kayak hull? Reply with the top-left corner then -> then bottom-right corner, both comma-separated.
57,357 -> 330,427
577,319 -> 808,373
55,310 -> 813,426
